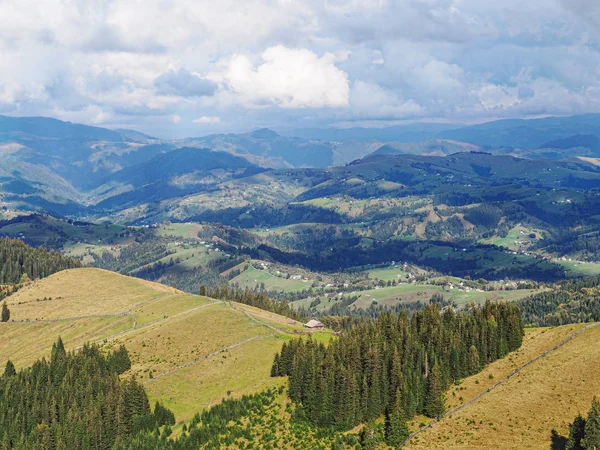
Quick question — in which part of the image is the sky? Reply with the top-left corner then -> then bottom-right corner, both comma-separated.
1,0 -> 600,138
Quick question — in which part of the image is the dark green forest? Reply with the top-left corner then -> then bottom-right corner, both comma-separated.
519,277 -> 600,326
0,339 -> 173,449
271,302 -> 524,445
0,237 -> 81,284
553,397 -> 600,450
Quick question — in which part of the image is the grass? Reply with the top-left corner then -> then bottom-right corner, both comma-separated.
479,225 -> 543,250
557,259 -> 600,277
5,268 -> 179,320
115,302 -> 273,377
407,323 -> 600,449
0,267 -> 329,425
143,336 -> 288,420
230,265 -> 310,292
130,294 -> 215,327
0,315 -> 133,368
348,283 -> 538,309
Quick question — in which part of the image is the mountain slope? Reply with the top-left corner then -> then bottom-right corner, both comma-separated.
0,267 -> 321,421
439,114 -> 600,148
407,323 -> 600,449
178,128 -> 337,168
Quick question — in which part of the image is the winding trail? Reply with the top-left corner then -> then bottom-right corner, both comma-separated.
402,321 -> 600,447
143,334 -> 273,384
227,301 -> 286,334
73,300 -> 221,349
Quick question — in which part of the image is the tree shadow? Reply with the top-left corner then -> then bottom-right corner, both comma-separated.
550,429 -> 567,450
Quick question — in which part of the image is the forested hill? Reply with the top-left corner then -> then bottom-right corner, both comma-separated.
519,276 -> 600,326
0,339 -> 174,448
271,302 -> 524,445
0,237 -> 81,284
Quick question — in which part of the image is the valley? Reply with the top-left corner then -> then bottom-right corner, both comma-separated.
3,114 -> 600,449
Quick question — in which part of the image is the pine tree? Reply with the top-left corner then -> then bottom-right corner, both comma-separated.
199,285 -> 206,296
360,419 -> 382,450
270,353 -> 280,377
566,414 -> 586,450
386,389 -> 410,448
468,344 -> 480,374
424,360 -> 445,419
1,302 -> 9,322
3,360 -> 16,377
583,397 -> 600,450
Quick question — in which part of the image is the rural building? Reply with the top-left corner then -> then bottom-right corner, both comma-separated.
304,319 -> 325,329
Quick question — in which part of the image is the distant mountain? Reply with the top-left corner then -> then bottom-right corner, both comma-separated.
0,115 -> 123,142
369,139 -> 480,157
4,112 -> 600,219
177,128 -> 337,168
438,114 -> 600,148
102,147 -> 260,188
280,123 -> 462,142
93,147 -> 263,210
539,134 -> 600,152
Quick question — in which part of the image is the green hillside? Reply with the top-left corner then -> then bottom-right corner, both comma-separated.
0,267 -> 326,424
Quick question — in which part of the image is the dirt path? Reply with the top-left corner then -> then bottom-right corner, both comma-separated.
227,301 -> 287,334
74,300 -> 220,349
403,322 -> 600,447
143,334 -> 273,384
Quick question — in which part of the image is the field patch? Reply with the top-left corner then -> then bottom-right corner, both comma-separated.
0,315 -> 132,368
407,323 -> 600,449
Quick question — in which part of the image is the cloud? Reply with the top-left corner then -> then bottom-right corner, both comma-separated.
210,46 -> 349,108
0,0 -> 600,137
560,0 -> 600,36
154,69 -> 216,97
193,116 -> 221,124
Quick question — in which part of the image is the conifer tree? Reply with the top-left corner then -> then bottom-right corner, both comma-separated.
1,301 -> 9,322
468,345 -> 480,374
566,414 -> 586,450
583,397 -> 600,450
424,360 -> 445,419
385,389 -> 410,448
3,360 -> 15,377
270,353 -> 280,377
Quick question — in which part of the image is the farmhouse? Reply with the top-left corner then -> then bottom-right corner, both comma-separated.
304,319 -> 325,329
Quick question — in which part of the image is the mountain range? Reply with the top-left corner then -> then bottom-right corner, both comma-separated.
3,113 -> 600,220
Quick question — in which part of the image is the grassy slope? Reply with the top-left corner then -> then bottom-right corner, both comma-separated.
407,324 -> 600,449
5,268 -> 179,320
230,265 -> 310,292
0,267 -> 324,424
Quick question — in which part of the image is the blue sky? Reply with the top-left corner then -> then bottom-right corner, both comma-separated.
0,0 -> 599,138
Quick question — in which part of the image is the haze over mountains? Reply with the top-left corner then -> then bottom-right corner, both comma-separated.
3,113 -> 600,221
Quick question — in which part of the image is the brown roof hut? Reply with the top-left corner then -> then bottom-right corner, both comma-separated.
304,319 -> 324,329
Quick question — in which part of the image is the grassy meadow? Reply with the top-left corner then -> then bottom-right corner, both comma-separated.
407,324 -> 600,449
0,267 -> 331,425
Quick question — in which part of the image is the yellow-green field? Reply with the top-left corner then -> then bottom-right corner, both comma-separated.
0,267 -> 329,424
230,265 -> 311,292
407,323 -> 600,449
6,268 -> 179,320
291,283 -> 539,312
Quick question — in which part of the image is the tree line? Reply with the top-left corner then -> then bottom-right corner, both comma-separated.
519,276 -> 600,326
271,301 -> 524,446
554,397 -> 600,450
0,237 -> 81,284
0,338 -> 174,449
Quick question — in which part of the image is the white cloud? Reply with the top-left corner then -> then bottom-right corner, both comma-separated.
0,0 -> 600,136
193,116 -> 221,124
349,81 -> 424,119
209,46 -> 349,108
